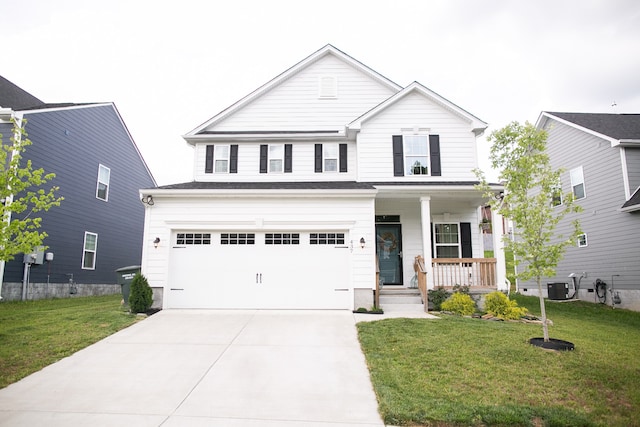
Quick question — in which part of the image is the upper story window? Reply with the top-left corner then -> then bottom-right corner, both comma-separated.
260,144 -> 292,173
96,165 -> 110,201
205,144 -> 238,174
577,233 -> 588,247
314,143 -> 347,173
404,135 -> 429,176
570,166 -> 586,199
318,75 -> 338,99
82,231 -> 98,270
393,134 -> 441,177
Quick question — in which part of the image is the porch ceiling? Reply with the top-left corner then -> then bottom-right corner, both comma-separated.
372,182 -> 500,208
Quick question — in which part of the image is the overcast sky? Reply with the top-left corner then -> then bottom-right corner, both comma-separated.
3,0 -> 639,185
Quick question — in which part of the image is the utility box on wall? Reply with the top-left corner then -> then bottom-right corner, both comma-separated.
547,282 -> 570,300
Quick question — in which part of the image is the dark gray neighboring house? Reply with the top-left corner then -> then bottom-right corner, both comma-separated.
517,112 -> 640,311
0,76 -> 156,300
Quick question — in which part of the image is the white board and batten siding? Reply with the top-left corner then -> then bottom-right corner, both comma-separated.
208,54 -> 397,133
141,194 -> 376,309
357,92 -> 479,182
519,119 -> 640,303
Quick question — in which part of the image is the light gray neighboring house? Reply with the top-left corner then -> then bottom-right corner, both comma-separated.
517,112 -> 640,311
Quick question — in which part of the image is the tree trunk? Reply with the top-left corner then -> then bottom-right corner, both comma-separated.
536,276 -> 549,341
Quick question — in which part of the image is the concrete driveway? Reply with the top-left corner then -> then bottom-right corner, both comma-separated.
0,310 -> 385,427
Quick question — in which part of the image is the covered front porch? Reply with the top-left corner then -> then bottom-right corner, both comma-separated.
372,183 -> 507,307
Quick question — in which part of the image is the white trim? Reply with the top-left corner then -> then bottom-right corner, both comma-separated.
96,164 -> 110,201
620,147 -> 630,199
82,231 -> 98,270
536,112 -> 622,147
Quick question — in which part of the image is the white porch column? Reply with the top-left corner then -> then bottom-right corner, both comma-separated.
492,208 -> 508,292
419,196 -> 434,289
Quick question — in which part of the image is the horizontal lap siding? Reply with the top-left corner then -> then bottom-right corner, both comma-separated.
142,196 -> 376,292
520,120 -> 640,291
193,141 -> 356,181
209,55 -> 396,132
357,92 -> 478,181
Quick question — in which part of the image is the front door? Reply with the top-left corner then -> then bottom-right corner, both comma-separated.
376,224 -> 403,286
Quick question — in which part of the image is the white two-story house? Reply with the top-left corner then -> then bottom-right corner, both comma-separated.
139,45 -> 506,310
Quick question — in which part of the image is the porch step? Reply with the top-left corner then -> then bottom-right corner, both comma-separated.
379,288 -> 423,305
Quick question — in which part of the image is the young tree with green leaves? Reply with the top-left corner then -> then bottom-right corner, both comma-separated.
475,121 -> 581,342
0,118 -> 63,263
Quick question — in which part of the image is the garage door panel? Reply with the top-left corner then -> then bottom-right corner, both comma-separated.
166,231 -> 350,309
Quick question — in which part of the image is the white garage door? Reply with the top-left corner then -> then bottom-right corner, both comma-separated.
165,231 -> 351,309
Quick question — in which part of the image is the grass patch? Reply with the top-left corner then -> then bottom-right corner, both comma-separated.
358,294 -> 640,426
0,294 -> 139,388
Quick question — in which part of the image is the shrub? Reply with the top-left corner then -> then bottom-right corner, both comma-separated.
441,292 -> 476,316
129,273 -> 153,313
428,287 -> 450,311
484,291 -> 528,320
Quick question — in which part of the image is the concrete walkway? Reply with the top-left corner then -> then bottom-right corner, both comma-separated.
1,309 -> 425,427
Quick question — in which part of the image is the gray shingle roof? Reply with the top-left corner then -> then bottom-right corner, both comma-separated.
0,75 -> 44,110
154,181 -> 376,190
548,112 -> 640,140
622,187 -> 640,211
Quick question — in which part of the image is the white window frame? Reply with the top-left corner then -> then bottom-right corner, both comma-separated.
433,223 -> 460,258
323,143 -> 338,172
214,145 -> 230,173
96,164 -> 110,201
269,144 -> 284,173
82,231 -> 98,270
570,166 -> 586,199
577,233 -> 588,247
403,134 -> 430,176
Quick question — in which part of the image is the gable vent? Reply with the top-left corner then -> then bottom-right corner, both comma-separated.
318,75 -> 338,99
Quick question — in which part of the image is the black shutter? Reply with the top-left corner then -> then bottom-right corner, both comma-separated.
430,135 -> 441,176
314,144 -> 323,173
460,222 -> 472,258
430,223 -> 435,259
392,135 -> 404,176
339,143 -> 347,172
284,144 -> 292,173
230,145 -> 238,173
259,145 -> 268,173
205,145 -> 214,173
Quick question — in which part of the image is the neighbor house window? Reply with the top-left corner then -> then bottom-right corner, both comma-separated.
96,165 -> 110,201
578,233 -> 588,247
570,166 -> 586,199
82,232 -> 98,269
214,145 -> 229,173
434,223 -> 460,258
404,135 -> 429,176
552,184 -> 563,207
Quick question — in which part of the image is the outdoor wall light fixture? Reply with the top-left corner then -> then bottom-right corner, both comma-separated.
153,237 -> 160,248
141,195 -> 154,206
360,237 -> 366,249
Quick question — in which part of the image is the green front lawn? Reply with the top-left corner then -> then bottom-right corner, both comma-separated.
0,294 -> 139,388
358,295 -> 640,426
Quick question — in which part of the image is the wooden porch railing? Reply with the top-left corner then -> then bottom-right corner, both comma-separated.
413,255 -> 428,312
374,256 -> 380,308
431,258 -> 497,287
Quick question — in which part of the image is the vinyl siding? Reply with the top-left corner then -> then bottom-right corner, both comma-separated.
357,92 -> 478,181
193,141 -> 357,182
208,54 -> 397,132
141,194 -> 376,298
519,119 -> 640,292
2,105 -> 156,285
